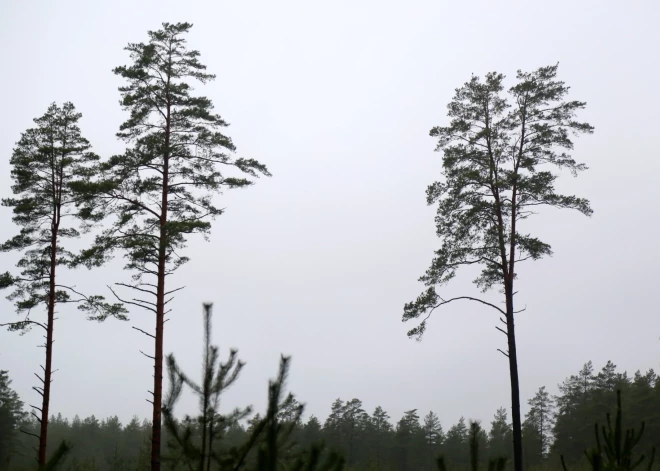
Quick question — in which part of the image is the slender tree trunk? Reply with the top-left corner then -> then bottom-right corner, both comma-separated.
151,100 -> 171,471
151,262 -> 165,471
39,174 -> 62,465
38,230 -> 57,467
505,279 -> 522,471
507,106 -> 525,471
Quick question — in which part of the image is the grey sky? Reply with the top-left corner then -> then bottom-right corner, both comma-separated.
1,0 -> 659,430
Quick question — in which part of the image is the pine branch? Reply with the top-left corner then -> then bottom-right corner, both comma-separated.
133,326 -> 156,339
0,320 -> 47,331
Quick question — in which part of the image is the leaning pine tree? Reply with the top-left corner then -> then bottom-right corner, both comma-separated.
402,64 -> 593,471
0,102 -> 126,467
75,23 -> 271,471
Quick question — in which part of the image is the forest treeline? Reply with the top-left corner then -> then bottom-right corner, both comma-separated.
2,360 -> 658,471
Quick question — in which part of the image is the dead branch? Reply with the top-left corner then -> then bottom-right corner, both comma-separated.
109,285 -> 157,313
131,297 -> 157,307
20,429 -> 40,440
495,326 -> 508,336
139,350 -> 155,360
164,285 -> 185,296
163,296 -> 175,306
116,282 -> 157,297
497,349 -> 509,358
132,326 -> 155,339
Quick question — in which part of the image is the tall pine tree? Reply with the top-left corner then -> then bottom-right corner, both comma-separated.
402,64 -> 593,471
75,23 -> 271,471
0,102 -> 126,466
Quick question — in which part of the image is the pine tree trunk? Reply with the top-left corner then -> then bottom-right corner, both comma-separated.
151,263 -> 165,471
39,311 -> 53,466
505,279 -> 523,471
38,214 -> 59,466
151,103 -> 171,471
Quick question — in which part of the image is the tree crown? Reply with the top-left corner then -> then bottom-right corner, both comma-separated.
403,64 -> 593,339
1,102 -> 126,329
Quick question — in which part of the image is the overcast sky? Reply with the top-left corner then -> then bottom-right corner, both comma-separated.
1,0 -> 659,430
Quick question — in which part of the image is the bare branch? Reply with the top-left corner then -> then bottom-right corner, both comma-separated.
132,326 -> 155,339
109,285 -> 157,313
164,285 -> 185,296
116,282 -> 157,297
131,297 -> 157,307
495,326 -> 508,336
139,350 -> 156,360
497,349 -> 509,358
20,429 -> 40,440
435,295 -> 507,316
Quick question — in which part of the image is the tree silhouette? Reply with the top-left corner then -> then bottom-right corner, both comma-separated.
0,102 -> 126,466
403,63 -> 594,471
74,22 -> 271,470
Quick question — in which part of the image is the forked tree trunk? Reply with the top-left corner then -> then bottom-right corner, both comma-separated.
505,279 -> 523,471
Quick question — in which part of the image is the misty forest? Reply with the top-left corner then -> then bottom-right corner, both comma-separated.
0,5 -> 658,471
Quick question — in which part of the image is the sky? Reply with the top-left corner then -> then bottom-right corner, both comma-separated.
0,0 -> 659,431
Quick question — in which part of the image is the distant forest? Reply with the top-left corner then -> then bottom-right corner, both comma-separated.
1,360 -> 658,471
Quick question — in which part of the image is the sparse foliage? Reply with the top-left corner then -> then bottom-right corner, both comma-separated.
163,303 -> 248,471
